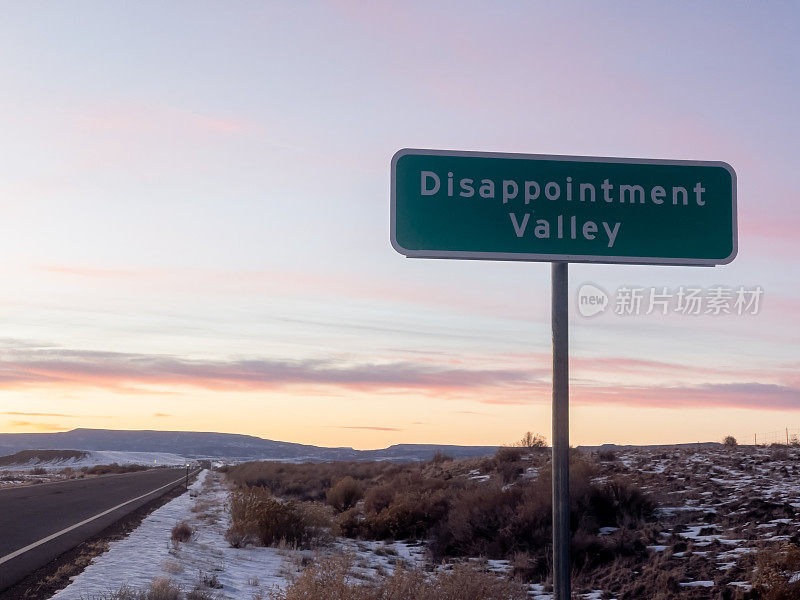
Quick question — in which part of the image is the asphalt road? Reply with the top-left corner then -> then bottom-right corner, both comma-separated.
0,468 -> 196,592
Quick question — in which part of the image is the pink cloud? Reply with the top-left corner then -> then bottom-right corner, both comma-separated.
0,346 -> 539,394
2,342 -> 795,412
571,381 -> 800,411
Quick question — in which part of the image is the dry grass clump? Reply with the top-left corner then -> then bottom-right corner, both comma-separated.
225,461 -> 399,502
752,543 -> 800,600
170,521 -> 194,543
226,486 -> 332,549
86,463 -> 149,475
267,554 -> 526,600
92,578 -> 183,599
88,578 -> 222,600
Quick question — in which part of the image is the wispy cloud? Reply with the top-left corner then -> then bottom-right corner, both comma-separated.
571,381 -> 800,411
0,411 -> 115,418
7,420 -> 66,431
1,344 -> 795,412
0,346 -> 538,394
333,426 -> 404,432
153,413 -> 172,417
2,411 -> 76,417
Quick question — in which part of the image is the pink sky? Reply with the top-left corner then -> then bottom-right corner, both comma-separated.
0,2 -> 798,448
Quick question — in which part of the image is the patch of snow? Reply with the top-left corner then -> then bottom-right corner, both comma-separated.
599,526 -> 619,536
729,581 -> 752,590
6,450 -> 189,471
679,580 -> 714,588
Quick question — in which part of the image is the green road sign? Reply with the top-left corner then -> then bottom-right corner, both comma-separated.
391,149 -> 737,266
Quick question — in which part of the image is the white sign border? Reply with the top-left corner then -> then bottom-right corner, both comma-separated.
390,148 -> 738,267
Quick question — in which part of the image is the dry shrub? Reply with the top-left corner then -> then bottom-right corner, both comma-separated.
493,446 -> 523,464
363,484 -> 395,514
430,450 -> 454,463
226,487 -> 331,548
753,544 -> 800,599
431,458 -> 653,575
433,483 -> 521,558
362,487 -> 451,539
226,453 -> 655,586
171,522 -> 194,543
225,461 -> 397,502
326,476 -> 363,512
353,474 -> 456,540
267,554 -> 525,600
597,449 -> 617,462
516,431 -> 547,451
86,463 -> 148,475
493,447 -> 524,483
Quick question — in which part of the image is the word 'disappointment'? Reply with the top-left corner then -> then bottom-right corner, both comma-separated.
420,170 -> 709,248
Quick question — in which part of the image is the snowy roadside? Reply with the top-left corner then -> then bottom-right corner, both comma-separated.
50,470 -> 428,600
49,468 -> 600,600
51,470 -> 294,599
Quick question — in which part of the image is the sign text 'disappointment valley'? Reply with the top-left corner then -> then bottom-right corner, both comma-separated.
391,149 -> 737,265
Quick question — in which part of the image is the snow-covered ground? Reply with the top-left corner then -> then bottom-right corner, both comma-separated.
4,450 -> 188,470
48,468 -> 607,600
53,470 -> 290,599
48,446 -> 800,599
51,470 -> 429,599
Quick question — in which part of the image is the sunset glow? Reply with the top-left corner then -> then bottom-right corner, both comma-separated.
1,2 -> 798,448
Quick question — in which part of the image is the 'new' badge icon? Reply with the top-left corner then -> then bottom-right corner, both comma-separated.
577,284 -> 609,317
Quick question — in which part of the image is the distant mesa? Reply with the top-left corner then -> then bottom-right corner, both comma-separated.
0,429 -> 725,465
0,428 -> 499,463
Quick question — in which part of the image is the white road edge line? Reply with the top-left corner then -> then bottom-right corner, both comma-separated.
0,469 -> 201,566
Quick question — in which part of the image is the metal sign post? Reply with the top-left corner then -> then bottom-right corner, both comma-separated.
551,262 -> 570,599
390,148 -> 737,600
